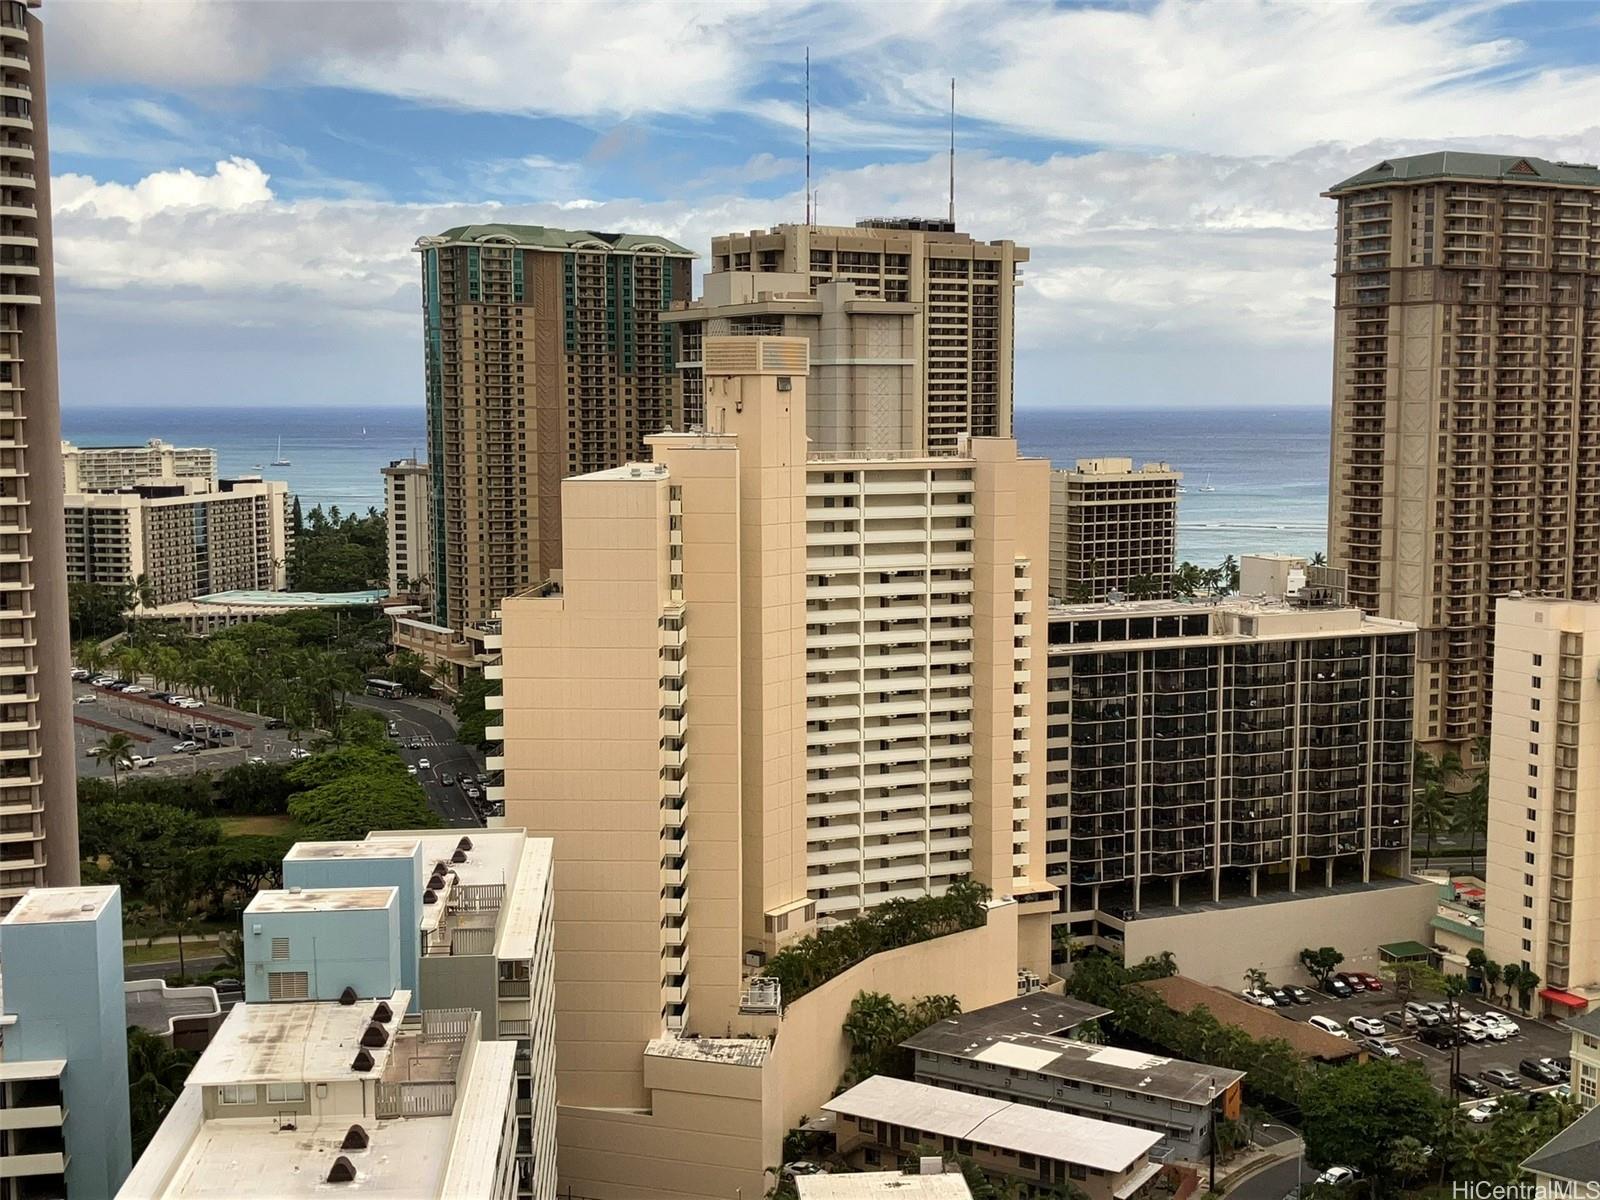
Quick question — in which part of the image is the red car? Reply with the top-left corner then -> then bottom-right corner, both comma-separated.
1334,972 -> 1366,993
1350,971 -> 1382,991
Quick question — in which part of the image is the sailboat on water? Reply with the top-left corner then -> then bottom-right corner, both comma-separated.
270,437 -> 291,467
1197,473 -> 1216,492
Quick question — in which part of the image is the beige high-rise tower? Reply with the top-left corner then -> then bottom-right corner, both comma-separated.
495,336 -> 1052,1194
699,219 -> 1028,453
1325,153 -> 1600,755
0,0 -> 75,910
414,225 -> 694,631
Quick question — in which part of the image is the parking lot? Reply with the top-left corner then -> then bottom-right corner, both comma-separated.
73,680 -> 301,778
1252,977 -> 1571,1100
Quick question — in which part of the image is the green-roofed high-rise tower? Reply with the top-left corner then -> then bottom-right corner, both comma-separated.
413,225 -> 694,630
1324,153 -> 1600,758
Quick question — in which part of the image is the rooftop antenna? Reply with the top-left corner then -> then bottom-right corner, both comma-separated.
948,76 -> 956,225
805,48 -> 812,227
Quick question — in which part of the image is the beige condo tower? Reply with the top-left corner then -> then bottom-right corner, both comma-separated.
1049,458 -> 1181,601
1483,597 -> 1600,1015
700,219 -> 1028,453
1325,153 -> 1600,756
495,336 -> 1051,1195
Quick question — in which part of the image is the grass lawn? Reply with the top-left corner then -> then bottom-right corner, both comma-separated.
216,814 -> 301,838
124,938 -> 222,966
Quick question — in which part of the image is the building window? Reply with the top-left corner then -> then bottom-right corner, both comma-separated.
1523,939 -> 1533,952
266,1083 -> 305,1103
1533,677 -> 1542,689
219,1085 -> 258,1105
1533,699 -> 1542,712
1531,743 -> 1540,756
1523,918 -> 1533,930
1528,809 -> 1538,822
1525,896 -> 1534,908
1529,787 -> 1538,800
1533,654 -> 1543,667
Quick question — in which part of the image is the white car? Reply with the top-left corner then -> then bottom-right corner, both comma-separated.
75,693 -> 96,704
91,675 -> 117,686
129,753 -> 156,768
417,757 -> 432,771
288,747 -> 312,760
122,685 -> 146,695
1315,1167 -> 1358,1188
1349,1016 -> 1386,1037
247,755 -> 265,766
70,668 -> 89,680
1457,1021 -> 1488,1043
405,765 -> 418,776
1467,1100 -> 1500,1124
1483,1014 -> 1520,1036
171,740 -> 199,753
1308,1015 -> 1347,1038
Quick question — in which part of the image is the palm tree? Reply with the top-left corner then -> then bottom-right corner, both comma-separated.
127,1028 -> 197,1158
1220,554 -> 1240,591
1125,574 -> 1160,600
74,637 -> 106,677
113,644 -> 144,686
1310,551 -> 1327,567
1455,760 -> 1490,876
89,731 -> 137,791
1412,749 -> 1455,868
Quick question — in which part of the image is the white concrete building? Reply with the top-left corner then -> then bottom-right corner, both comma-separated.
382,457 -> 432,600
61,439 -> 217,493
65,478 -> 292,606
116,992 -> 522,1200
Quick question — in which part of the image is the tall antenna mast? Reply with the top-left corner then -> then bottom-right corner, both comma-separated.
805,48 -> 812,227
948,76 -> 956,225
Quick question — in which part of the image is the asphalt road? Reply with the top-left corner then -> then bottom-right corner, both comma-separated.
350,694 -> 484,829
1228,1154 -> 1305,1200
126,954 -> 225,982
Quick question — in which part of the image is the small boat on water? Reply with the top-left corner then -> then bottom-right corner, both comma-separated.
270,436 -> 291,467
1198,474 -> 1216,493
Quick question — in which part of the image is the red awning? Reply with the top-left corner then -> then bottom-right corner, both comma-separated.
1540,987 -> 1589,1010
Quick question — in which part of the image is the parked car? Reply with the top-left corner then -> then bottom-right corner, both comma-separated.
1482,1068 -> 1523,1090
90,675 -> 116,686
1362,1038 -> 1401,1060
1315,1167 -> 1358,1189
1382,1009 -> 1414,1029
265,718 -> 288,730
1457,1021 -> 1488,1043
108,682 -> 130,692
1334,973 -> 1367,993
1482,1014 -> 1520,1037
246,755 -> 265,766
148,692 -> 171,702
1324,978 -> 1352,999
464,786 -> 482,802
75,693 -> 96,704
1467,1100 -> 1500,1124
1478,1019 -> 1511,1042
1541,1057 -> 1571,1080
123,685 -> 147,694
1350,971 -> 1382,991
1308,1015 -> 1346,1037
1520,1058 -> 1564,1085
70,667 -> 89,680
1349,1016 -> 1386,1037
1266,987 -> 1293,1008
475,772 -> 491,785
1415,1011 -> 1443,1028
1454,1074 -> 1491,1098
129,754 -> 156,768
288,747 -> 312,760
171,740 -> 199,753
1243,991 -> 1277,1008
441,773 -> 456,788
1419,1025 -> 1462,1050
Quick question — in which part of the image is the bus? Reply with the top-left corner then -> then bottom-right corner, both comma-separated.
365,678 -> 404,699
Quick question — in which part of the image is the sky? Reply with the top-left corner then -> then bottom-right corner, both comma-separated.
40,0 -> 1600,411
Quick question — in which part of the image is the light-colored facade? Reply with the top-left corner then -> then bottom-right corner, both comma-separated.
704,220 -> 1027,453
65,477 -> 292,606
116,992 -> 522,1200
382,456 -> 431,600
279,829 -> 557,1200
414,224 -> 694,630
1483,597 -> 1600,1013
662,270 -> 921,454
824,1074 -> 1164,1199
0,0 -> 78,911
1563,1008 -> 1600,1109
1325,153 -> 1600,755
0,885 -> 133,1199
61,438 -> 216,493
495,337 -> 1047,1196
1049,459 -> 1180,602
1044,596 -> 1418,964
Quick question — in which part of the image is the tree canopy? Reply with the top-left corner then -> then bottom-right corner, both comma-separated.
1301,1059 -> 1445,1176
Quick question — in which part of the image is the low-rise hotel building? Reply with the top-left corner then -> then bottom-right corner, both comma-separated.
61,438 -> 216,493
824,1074 -> 1164,1199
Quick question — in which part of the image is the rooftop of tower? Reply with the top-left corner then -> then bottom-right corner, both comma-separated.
417,224 -> 694,256
1326,152 -> 1600,195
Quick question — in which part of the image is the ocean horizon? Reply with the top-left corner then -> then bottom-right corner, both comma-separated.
61,402 -> 1332,566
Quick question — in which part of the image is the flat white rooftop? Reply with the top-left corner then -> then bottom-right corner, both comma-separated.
3,885 -> 116,925
369,829 -> 536,956
246,886 -> 396,914
646,1035 -> 771,1068
187,992 -> 409,1087
284,840 -> 420,862
825,1075 -> 1160,1174
796,1175 -> 973,1199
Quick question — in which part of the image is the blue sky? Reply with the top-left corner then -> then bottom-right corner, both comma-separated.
40,0 -> 1600,410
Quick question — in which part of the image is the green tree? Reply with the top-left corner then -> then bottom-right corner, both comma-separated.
1301,1059 -> 1444,1178
1125,574 -> 1160,600
1388,1134 -> 1432,1186
68,581 -> 132,640
80,801 -> 220,897
127,1028 -> 197,1158
1412,747 -> 1455,868
1454,753 -> 1490,877
1514,967 -> 1541,1012
1483,959 -> 1503,1005
215,760 -> 296,816
454,670 -> 501,748
1501,963 -> 1523,1007
89,731 -> 138,792
840,991 -> 961,1085
1310,551 -> 1327,567
287,773 -> 437,841
74,636 -> 107,677
1171,561 -> 1205,599
1299,946 -> 1344,988
1243,966 -> 1268,994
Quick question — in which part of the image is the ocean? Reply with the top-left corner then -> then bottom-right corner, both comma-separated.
60,403 -> 1332,567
